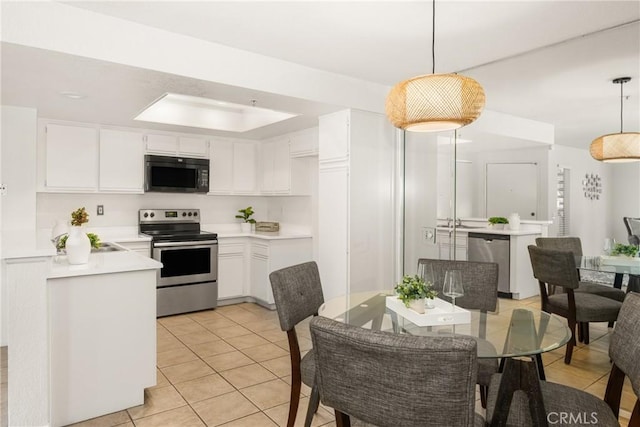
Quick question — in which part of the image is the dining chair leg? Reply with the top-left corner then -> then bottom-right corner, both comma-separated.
583,322 -> 590,344
335,410 -> 351,427
480,385 -> 488,408
304,384 -> 320,427
565,320 -> 577,364
577,322 -> 584,343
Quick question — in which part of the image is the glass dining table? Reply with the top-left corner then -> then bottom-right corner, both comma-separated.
577,255 -> 640,292
318,291 -> 572,427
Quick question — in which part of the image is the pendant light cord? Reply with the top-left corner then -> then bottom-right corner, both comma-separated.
432,0 -> 436,74
620,80 -> 624,133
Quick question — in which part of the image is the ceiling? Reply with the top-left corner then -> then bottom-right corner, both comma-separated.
2,1 -> 639,148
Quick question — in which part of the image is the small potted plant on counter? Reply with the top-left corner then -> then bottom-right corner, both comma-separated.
59,207 -> 101,265
394,275 -> 438,314
236,206 -> 257,233
488,216 -> 509,230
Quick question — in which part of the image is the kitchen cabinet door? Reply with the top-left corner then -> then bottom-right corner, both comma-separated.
261,141 -> 275,193
178,137 -> 208,157
218,241 -> 246,300
289,127 -> 319,157
233,142 -> 257,194
249,242 -> 272,304
261,139 -> 290,194
99,129 -> 144,193
45,123 -> 99,191
145,134 -> 177,155
209,139 -> 234,194
272,139 -> 290,193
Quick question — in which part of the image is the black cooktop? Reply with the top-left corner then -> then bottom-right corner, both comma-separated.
141,229 -> 217,242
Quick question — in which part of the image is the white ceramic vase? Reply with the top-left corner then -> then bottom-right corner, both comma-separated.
240,223 -> 252,233
408,298 -> 426,314
66,226 -> 91,265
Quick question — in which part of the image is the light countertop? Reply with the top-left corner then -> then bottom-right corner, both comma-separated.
48,249 -> 161,279
435,227 -> 542,236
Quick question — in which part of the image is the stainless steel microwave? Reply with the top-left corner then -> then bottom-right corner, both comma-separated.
144,155 -> 209,193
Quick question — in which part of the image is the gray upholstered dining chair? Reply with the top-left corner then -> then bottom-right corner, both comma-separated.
309,316 -> 484,427
486,292 -> 640,426
527,245 -> 622,364
536,236 -> 626,343
417,258 -> 498,407
269,261 -> 324,427
623,216 -> 640,246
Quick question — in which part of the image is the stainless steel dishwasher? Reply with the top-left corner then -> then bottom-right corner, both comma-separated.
468,233 -> 511,297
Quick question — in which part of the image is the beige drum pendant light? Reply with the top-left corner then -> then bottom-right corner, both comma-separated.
385,0 -> 485,132
590,77 -> 640,162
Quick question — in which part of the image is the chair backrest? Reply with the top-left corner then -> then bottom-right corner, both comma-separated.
269,261 -> 325,332
309,316 -> 478,427
528,245 -> 580,290
609,292 -> 640,397
535,237 -> 583,256
417,258 -> 498,312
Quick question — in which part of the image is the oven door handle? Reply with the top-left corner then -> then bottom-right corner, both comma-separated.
154,240 -> 218,248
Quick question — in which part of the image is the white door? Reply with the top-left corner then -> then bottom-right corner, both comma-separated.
486,163 -> 538,220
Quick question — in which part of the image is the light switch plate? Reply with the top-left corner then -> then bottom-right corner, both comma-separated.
97,205 -> 104,216
422,227 -> 436,244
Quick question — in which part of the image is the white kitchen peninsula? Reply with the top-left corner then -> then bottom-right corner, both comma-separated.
436,219 -> 550,300
2,232 -> 161,427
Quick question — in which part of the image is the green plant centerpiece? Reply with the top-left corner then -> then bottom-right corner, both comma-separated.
394,275 -> 438,314
488,217 -> 509,225
235,206 -> 257,224
57,233 -> 101,250
611,243 -> 639,258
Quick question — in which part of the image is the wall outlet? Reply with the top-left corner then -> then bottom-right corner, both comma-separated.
422,227 -> 436,244
97,205 -> 104,216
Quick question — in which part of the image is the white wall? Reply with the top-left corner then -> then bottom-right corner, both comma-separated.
472,146 -> 550,220
36,193 -> 314,232
1,106 -> 37,230
610,162 -> 640,244
1,106 -> 38,346
548,145 -> 613,254
404,132 -> 439,274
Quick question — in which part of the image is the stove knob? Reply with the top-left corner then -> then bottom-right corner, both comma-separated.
188,212 -> 193,217
143,213 -> 149,218
194,212 -> 198,217
150,212 -> 155,218
182,212 -> 187,217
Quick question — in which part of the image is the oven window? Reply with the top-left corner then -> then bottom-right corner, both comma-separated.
160,247 -> 211,277
151,166 -> 196,189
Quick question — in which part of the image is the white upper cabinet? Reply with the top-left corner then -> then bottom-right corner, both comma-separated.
145,134 -> 209,158
209,139 -> 234,194
232,141 -> 257,194
99,129 -> 144,193
145,134 -> 177,155
45,123 -> 99,191
261,138 -> 290,194
319,111 -> 349,162
289,127 -> 319,157
178,137 -> 209,157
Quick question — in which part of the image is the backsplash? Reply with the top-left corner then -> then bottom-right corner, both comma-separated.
36,193 -> 312,229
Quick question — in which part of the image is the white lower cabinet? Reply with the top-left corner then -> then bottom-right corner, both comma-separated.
218,239 -> 247,300
249,238 -> 313,306
217,237 -> 313,307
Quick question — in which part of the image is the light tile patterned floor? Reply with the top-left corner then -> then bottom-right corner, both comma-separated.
1,296 -> 635,426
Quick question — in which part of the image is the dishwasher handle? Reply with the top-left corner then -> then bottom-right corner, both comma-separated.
468,232 -> 510,241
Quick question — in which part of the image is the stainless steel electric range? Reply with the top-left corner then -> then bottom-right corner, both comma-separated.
139,209 -> 218,317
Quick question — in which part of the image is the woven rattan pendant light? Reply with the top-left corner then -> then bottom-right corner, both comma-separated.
590,77 -> 640,162
385,0 -> 485,132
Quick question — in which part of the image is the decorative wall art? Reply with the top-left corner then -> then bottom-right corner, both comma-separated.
582,173 -> 602,200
